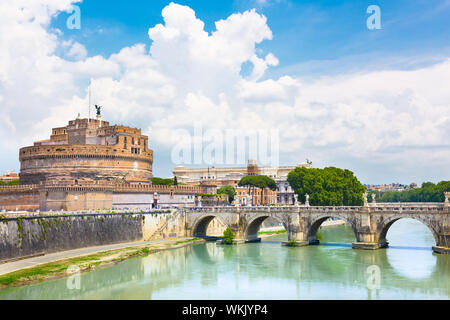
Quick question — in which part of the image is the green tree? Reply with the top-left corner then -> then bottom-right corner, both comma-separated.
287,167 -> 366,206
377,181 -> 450,203
174,176 -> 178,186
217,185 -> 236,204
223,227 -> 235,245
152,177 -> 175,186
238,175 -> 277,205
0,179 -> 20,186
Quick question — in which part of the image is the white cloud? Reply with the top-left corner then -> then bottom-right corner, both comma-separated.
0,1 -> 449,183
67,42 -> 87,60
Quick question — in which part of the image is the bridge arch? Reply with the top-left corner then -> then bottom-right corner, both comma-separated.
244,213 -> 288,241
378,216 -> 440,248
307,214 -> 358,244
191,214 -> 229,238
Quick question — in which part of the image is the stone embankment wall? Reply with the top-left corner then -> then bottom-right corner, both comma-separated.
0,211 -> 182,262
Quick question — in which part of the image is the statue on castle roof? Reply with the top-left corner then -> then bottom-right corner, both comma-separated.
95,105 -> 102,117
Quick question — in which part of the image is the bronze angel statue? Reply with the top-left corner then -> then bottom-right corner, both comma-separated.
95,105 -> 102,117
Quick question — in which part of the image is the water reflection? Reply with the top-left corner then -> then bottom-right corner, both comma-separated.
385,219 -> 437,280
0,220 -> 448,300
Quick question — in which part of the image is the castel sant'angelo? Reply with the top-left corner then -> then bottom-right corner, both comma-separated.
19,115 -> 153,185
0,113 -> 205,212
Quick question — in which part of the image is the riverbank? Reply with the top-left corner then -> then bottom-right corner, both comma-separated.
257,219 -> 346,237
0,238 -> 204,289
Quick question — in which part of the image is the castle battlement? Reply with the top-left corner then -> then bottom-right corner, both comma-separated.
20,145 -> 153,163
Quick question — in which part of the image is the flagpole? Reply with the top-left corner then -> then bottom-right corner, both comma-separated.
88,82 -> 91,122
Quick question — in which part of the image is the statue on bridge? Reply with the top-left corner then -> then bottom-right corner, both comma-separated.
305,194 -> 310,207
364,192 -> 369,207
445,192 -> 450,207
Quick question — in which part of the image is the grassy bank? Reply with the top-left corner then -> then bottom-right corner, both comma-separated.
258,229 -> 287,236
257,229 -> 323,241
0,238 -> 203,289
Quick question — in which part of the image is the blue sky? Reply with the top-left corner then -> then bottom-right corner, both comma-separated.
2,0 -> 450,185
53,0 -> 450,75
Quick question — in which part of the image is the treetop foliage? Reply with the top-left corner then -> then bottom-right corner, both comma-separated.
152,177 -> 175,186
370,181 -> 450,203
238,175 -> 277,191
0,179 -> 19,186
217,185 -> 236,204
287,167 -> 366,206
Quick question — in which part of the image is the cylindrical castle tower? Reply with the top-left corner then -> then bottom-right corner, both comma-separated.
19,117 -> 153,185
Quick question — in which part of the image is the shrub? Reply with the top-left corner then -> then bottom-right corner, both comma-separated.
223,227 -> 235,245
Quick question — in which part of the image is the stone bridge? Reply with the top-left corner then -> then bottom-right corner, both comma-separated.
182,201 -> 450,254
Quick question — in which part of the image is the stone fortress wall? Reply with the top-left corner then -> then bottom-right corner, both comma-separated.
0,183 -> 205,212
0,186 -> 40,212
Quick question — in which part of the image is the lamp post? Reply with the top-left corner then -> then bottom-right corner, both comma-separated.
153,192 -> 159,209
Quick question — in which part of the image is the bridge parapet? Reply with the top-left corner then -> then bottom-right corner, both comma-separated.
184,203 -> 448,214
183,206 -> 300,213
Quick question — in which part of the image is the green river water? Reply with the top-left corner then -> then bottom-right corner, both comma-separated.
0,219 -> 448,300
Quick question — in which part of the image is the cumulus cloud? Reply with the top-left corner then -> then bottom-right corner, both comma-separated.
67,42 -> 87,60
0,1 -> 449,183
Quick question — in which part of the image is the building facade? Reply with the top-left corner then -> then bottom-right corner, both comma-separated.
173,160 -> 311,184
0,172 -> 19,183
235,187 -> 277,206
276,180 -> 296,205
174,159 -> 310,205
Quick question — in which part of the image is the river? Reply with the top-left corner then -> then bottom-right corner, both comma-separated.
0,219 -> 448,300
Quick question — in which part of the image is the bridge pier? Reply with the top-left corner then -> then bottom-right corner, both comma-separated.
351,230 -> 389,250
352,242 -> 383,250
432,232 -> 450,254
432,246 -> 450,254
279,228 -> 307,246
